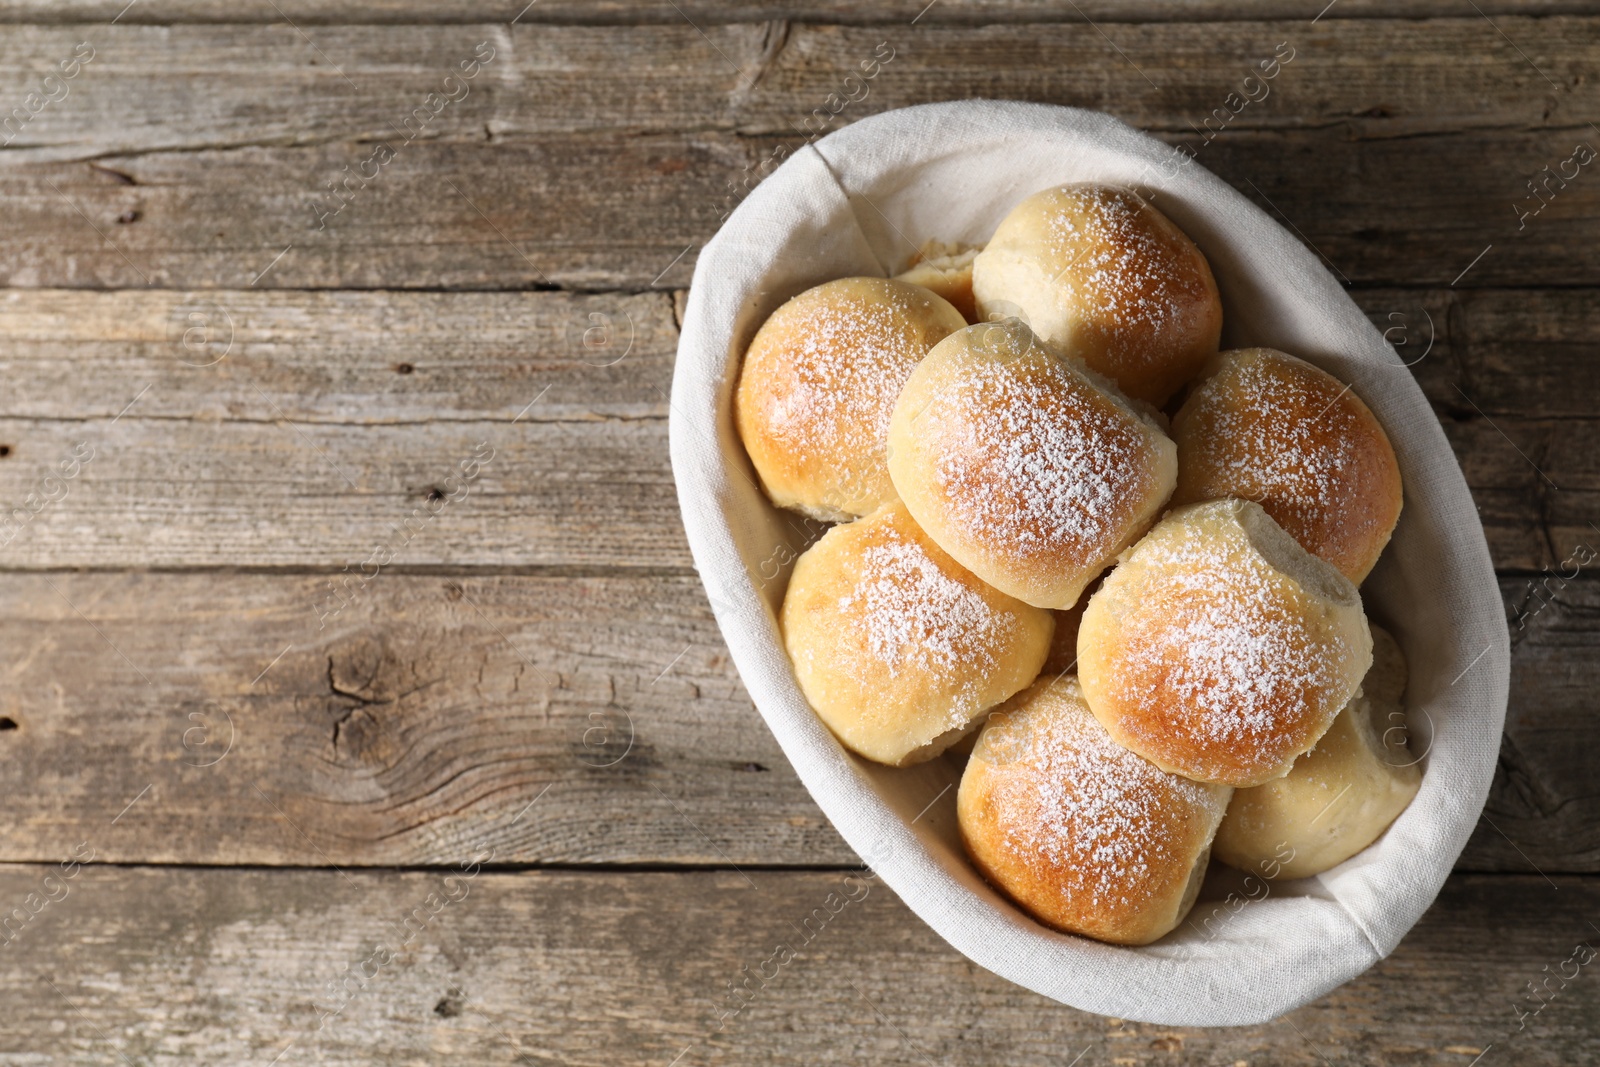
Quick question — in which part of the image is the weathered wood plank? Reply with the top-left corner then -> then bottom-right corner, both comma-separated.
1477,573 -> 1600,875
0,570 -> 836,867
0,1 -> 1587,23
0,287 -> 1593,571
0,415 -> 689,567
0,19 -> 1589,156
0,137 -> 729,291
0,865 -> 1592,1064
0,568 -> 1590,872
1363,287 -> 1600,423
1354,287 -> 1600,575
1435,415 -> 1597,576
0,288 -> 673,422
0,289 -> 683,569
0,124 -> 1593,290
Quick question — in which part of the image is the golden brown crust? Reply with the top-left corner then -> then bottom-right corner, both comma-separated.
781,500 -> 1053,767
1171,347 -> 1403,583
1078,499 -> 1372,788
958,677 -> 1231,945
735,277 -> 968,521
971,184 -> 1223,406
1213,626 -> 1421,878
887,319 -> 1177,610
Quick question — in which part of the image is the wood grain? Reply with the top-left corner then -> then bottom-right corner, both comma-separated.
1367,287 -> 1600,575
0,2 -> 1586,1057
1393,288 -> 1600,423
1486,572 -> 1600,874
0,126 -> 1591,291
0,566 -> 1587,872
0,288 -> 674,422
0,415 -> 690,568
0,19 -> 1588,154
0,287 -> 1592,572
0,865 -> 1592,1064
0,1 -> 1588,23
0,14 -> 1591,288
0,289 -> 684,568
0,569 -> 832,867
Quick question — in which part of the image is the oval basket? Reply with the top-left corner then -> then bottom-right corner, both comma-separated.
668,100 -> 1509,1027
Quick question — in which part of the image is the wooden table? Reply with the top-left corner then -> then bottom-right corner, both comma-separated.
0,1 -> 1595,1062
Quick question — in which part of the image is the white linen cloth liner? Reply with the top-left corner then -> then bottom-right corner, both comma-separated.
669,100 -> 1509,1027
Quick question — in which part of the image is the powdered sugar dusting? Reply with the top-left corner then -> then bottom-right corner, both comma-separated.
1180,351 -> 1387,567
986,690 -> 1224,913
1039,187 -> 1209,372
1106,516 -> 1360,779
931,353 -> 1157,561
763,283 -> 942,490
836,516 -> 1021,723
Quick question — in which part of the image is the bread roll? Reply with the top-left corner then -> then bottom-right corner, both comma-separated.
782,500 -> 1053,766
1078,499 -> 1372,788
958,677 -> 1231,945
894,241 -> 980,323
887,318 -> 1176,610
1172,347 -> 1403,583
971,184 -> 1223,406
1214,626 -> 1421,878
735,277 -> 968,521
